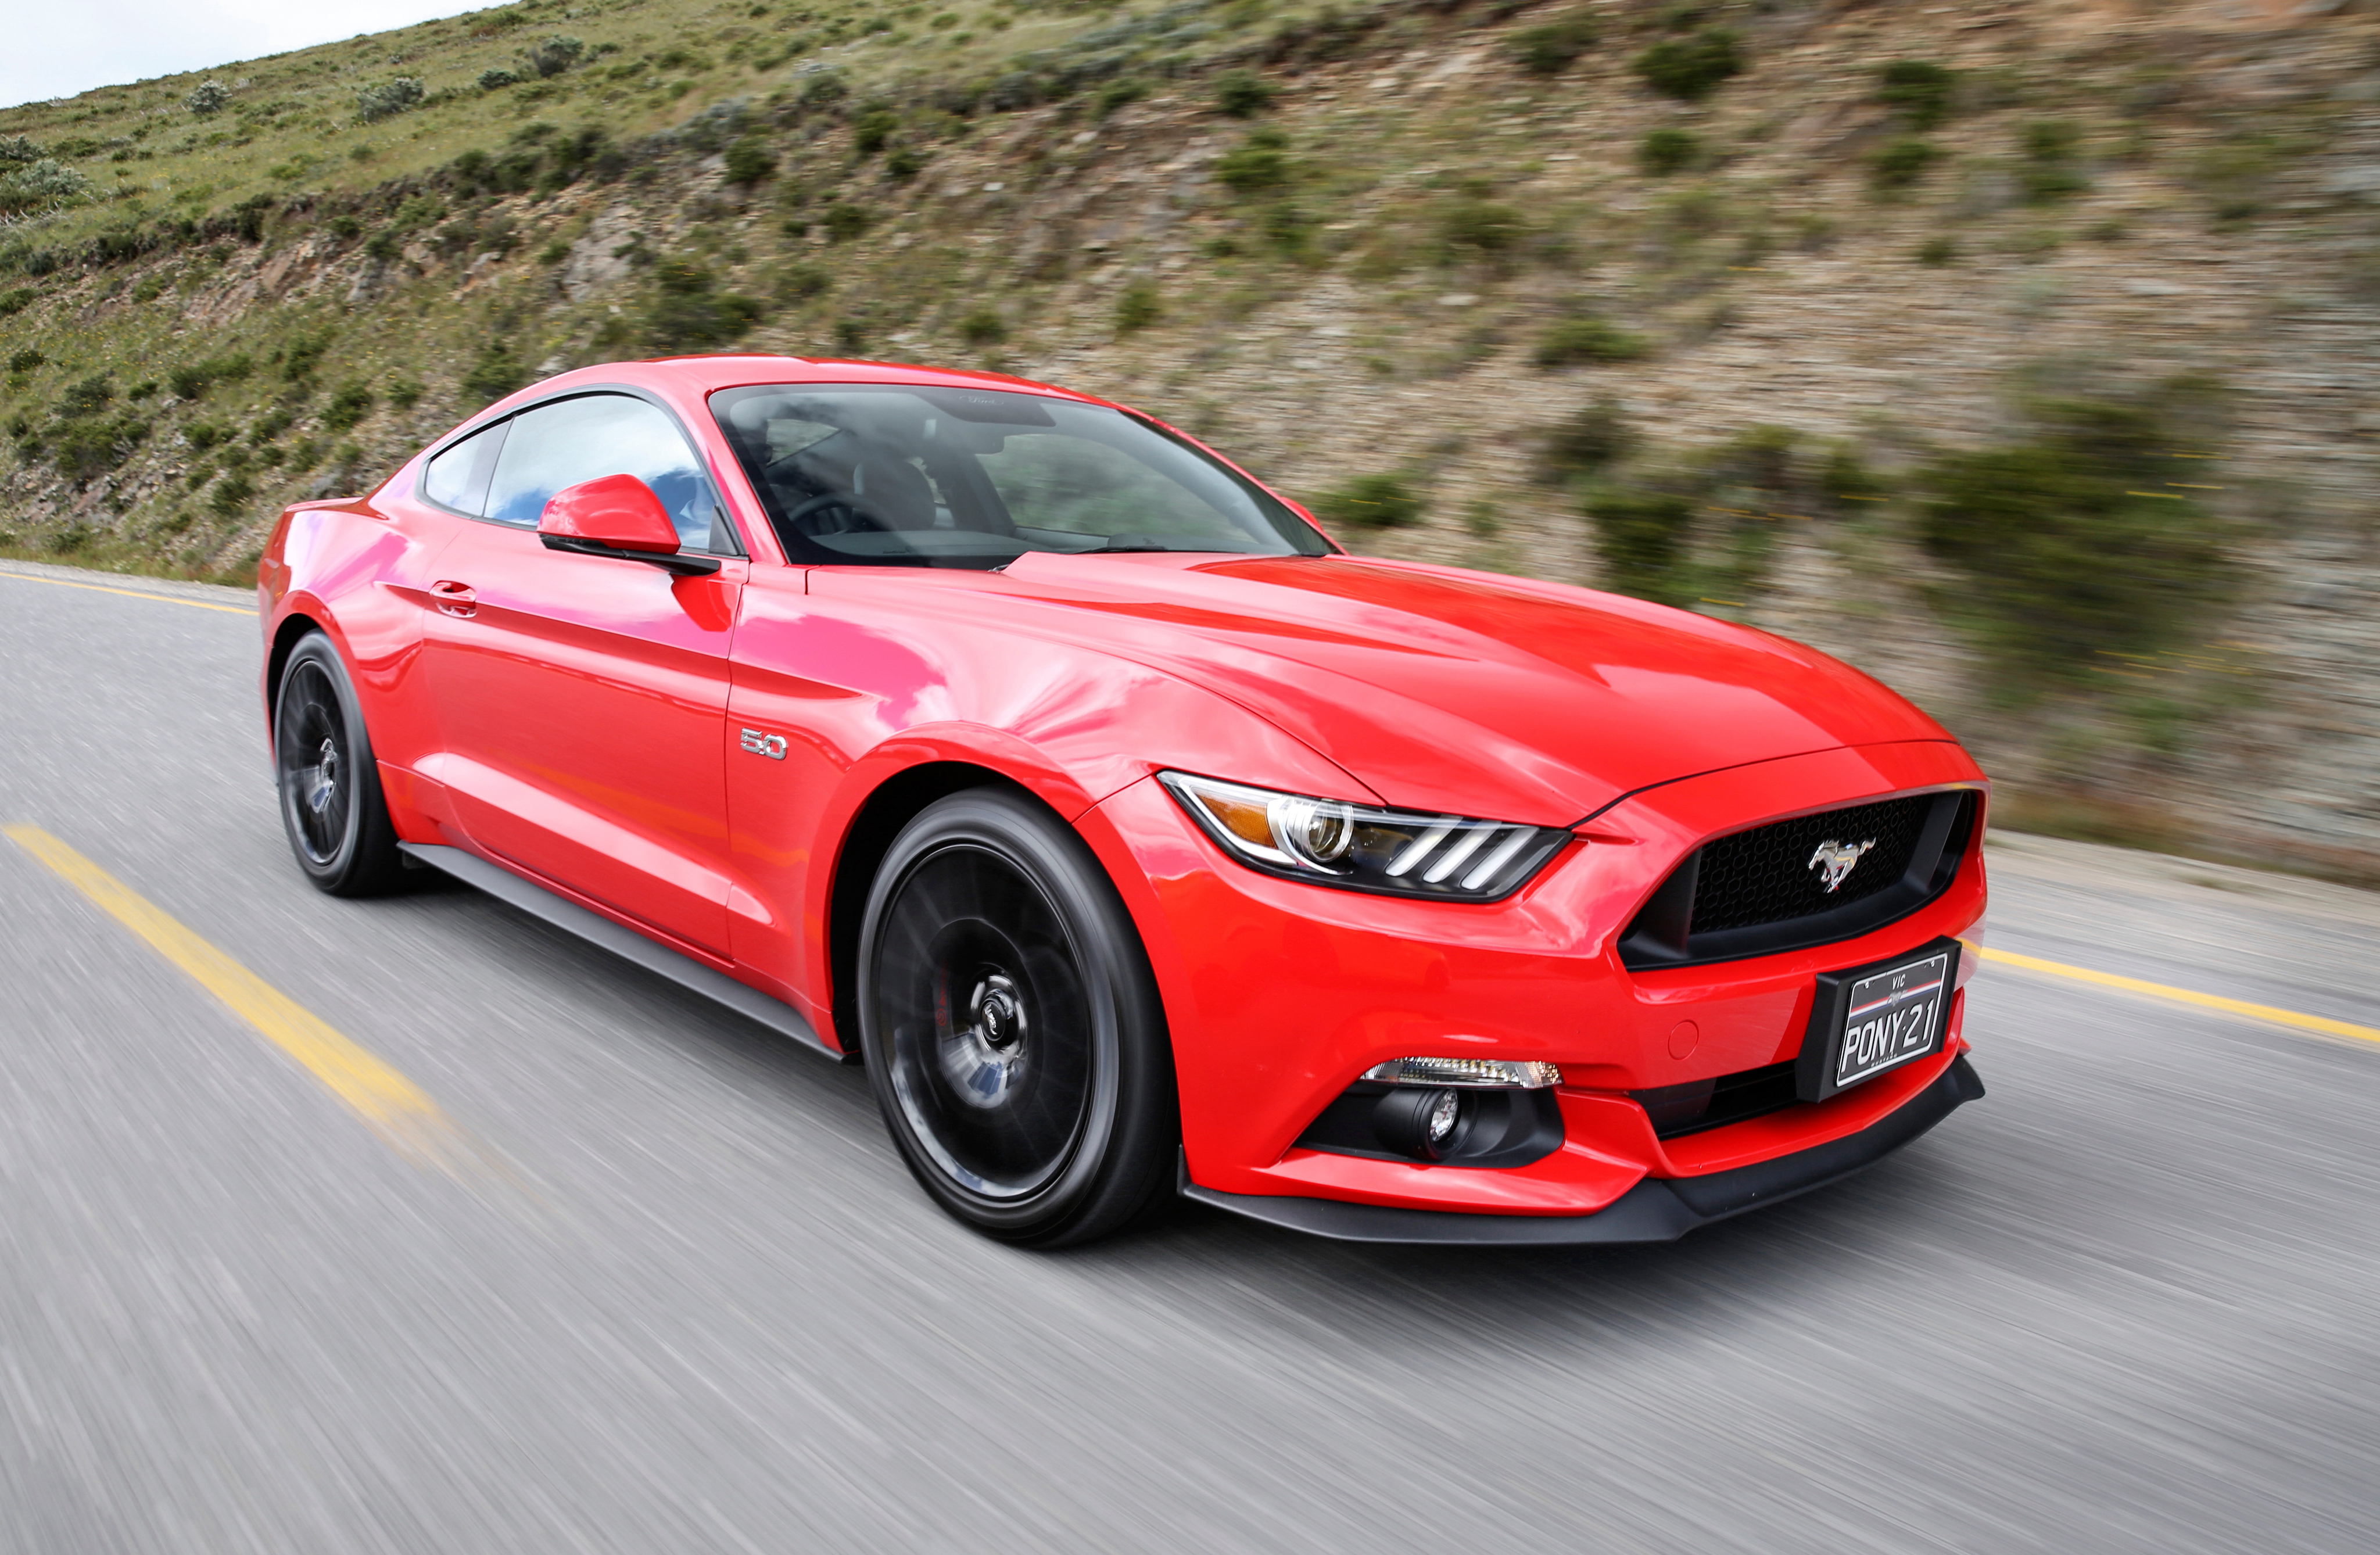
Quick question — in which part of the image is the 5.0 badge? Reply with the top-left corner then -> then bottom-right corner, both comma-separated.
739,728 -> 788,761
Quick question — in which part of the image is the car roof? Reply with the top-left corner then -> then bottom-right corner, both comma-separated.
523,354 -> 1121,411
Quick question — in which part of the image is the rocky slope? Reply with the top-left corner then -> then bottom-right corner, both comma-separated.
6,0 -> 2380,875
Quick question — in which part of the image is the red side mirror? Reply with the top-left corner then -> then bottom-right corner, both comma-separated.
538,474 -> 682,554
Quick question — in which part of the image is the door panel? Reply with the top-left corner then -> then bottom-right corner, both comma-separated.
424,519 -> 744,954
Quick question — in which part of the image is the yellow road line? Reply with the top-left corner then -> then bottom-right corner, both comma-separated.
0,568 -> 250,615
3,824 -> 463,1163
1979,946 -> 2380,1048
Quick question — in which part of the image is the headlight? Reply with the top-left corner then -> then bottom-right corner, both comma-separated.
1157,771 -> 1572,901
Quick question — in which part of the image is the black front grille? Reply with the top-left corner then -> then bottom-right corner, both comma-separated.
1690,794 -> 1934,936
1619,789 -> 1978,970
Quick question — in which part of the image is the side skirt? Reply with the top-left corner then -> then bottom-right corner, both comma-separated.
1179,1055 -> 1985,1246
398,842 -> 847,1064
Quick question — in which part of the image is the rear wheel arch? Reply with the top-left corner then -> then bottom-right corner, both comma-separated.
264,609 -> 332,730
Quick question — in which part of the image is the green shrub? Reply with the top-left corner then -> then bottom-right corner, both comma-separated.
885,145 -> 926,182
1,286 -> 37,316
6,347 -> 42,372
1916,392 -> 2238,693
355,78 -> 425,124
0,159 -> 92,217
1877,60 -> 1954,131
50,413 -> 148,481
776,263 -> 833,302
1312,472 -> 1422,531
479,69 -> 521,91
1585,489 -> 1695,604
959,308 -> 1007,346
1096,79 -> 1146,119
58,374 -> 114,417
1819,443 -> 1887,507
209,472 -> 257,519
281,329 -> 334,385
833,317 -> 869,354
646,260 -> 766,351
1872,138 -> 1941,192
2020,120 -> 2088,203
525,36 -> 586,78
1214,128 -> 1292,195
460,342 -> 526,405
248,409 -> 293,445
1535,317 -> 1648,368
1115,282 -> 1162,334
185,81 -> 230,116
388,378 -> 424,410
1537,397 -> 1632,485
1440,198 -> 1525,258
166,354 -> 251,400
1639,128 -> 1702,177
1916,235 -> 1956,266
1214,70 -> 1275,119
851,106 -> 899,156
1633,28 -> 1741,101
322,381 -> 375,432
822,202 -> 871,242
723,137 -> 777,186
1510,10 -> 1598,77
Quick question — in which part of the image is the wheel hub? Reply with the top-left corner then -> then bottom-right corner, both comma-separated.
307,737 -> 340,814
972,973 -> 1025,1051
944,968 -> 1028,1107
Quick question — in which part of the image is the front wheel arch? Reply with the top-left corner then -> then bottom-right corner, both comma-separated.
827,762 -> 1051,1055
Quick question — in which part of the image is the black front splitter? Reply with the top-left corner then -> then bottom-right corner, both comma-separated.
1180,1054 -> 1985,1246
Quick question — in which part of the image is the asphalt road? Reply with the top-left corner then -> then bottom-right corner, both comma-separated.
3,557 -> 2375,1555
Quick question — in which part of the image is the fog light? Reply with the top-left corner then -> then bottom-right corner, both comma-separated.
1373,1085 -> 1473,1161
1361,1056 -> 1562,1089
1425,1087 -> 1462,1145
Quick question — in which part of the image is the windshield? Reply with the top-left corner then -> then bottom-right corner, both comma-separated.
710,383 -> 1334,568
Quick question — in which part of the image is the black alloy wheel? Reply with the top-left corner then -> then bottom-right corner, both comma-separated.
858,789 -> 1178,1246
273,632 -> 405,897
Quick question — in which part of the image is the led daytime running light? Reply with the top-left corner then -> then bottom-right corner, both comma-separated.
1158,772 -> 1571,902
1362,1057 -> 1563,1090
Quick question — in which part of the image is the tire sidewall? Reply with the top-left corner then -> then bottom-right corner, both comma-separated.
274,632 -> 395,895
857,789 -> 1173,1245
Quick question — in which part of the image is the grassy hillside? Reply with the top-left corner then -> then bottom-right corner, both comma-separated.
6,0 -> 2380,872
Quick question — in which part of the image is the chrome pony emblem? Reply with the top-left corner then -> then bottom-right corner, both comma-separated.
1808,838 -> 1877,893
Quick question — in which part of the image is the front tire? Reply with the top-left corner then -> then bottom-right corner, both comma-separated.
857,789 -> 1178,1246
273,631 -> 405,897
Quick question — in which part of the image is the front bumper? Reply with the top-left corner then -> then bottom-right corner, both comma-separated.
1087,737 -> 1990,1222
1183,1053 -> 1984,1244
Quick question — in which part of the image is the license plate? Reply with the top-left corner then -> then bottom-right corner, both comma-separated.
1797,938 -> 1959,1103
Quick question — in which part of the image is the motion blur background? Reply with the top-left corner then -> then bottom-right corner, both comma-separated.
5,0 -> 2380,880
5,5 -> 2380,1553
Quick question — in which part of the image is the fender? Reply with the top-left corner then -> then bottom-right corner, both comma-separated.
261,482 -> 454,840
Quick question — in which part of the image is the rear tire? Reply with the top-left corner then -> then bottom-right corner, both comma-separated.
273,631 -> 406,897
857,789 -> 1178,1247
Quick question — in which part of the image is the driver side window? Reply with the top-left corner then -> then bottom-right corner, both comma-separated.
482,393 -> 732,554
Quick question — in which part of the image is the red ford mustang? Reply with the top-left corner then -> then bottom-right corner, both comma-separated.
258,355 -> 1987,1246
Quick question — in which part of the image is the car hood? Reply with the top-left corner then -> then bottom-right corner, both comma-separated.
991,551 -> 1955,826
